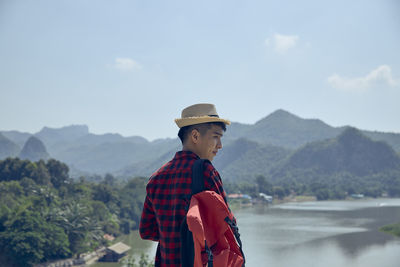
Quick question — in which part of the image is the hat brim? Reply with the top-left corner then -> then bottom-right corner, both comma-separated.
175,116 -> 231,128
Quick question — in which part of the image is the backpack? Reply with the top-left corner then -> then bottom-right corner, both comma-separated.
180,159 -> 245,267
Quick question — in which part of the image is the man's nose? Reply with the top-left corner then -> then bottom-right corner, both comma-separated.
217,139 -> 222,149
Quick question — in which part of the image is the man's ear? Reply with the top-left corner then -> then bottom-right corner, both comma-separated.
190,129 -> 200,144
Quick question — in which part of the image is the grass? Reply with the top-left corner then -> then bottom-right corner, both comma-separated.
380,222 -> 400,237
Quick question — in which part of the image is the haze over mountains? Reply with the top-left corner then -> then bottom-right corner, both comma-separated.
1,109 -> 400,183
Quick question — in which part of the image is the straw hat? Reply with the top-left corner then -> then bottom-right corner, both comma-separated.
175,103 -> 231,128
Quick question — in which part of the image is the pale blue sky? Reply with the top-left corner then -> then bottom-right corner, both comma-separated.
1,0 -> 399,140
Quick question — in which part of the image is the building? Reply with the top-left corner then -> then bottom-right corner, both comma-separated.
259,193 -> 273,203
99,242 -> 131,262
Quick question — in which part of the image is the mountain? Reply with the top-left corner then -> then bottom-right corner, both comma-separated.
15,125 -> 153,174
0,130 -> 31,147
53,135 -> 179,175
50,133 -> 150,173
116,111 -> 400,179
214,138 -> 260,170
58,141 -> 152,174
117,137 -> 290,181
0,133 -> 20,159
225,109 -> 400,152
34,125 -> 89,153
117,145 -> 180,178
1,110 -> 400,176
75,133 -> 148,147
18,136 -> 50,161
271,127 -> 400,184
363,131 -> 400,153
213,138 -> 291,182
224,109 -> 343,148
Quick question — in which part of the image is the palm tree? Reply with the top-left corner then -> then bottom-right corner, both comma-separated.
48,201 -> 103,257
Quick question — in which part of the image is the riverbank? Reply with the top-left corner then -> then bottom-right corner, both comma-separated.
90,231 -> 155,267
380,222 -> 400,237
93,198 -> 400,267
235,198 -> 400,267
228,195 -> 317,210
275,195 -> 317,204
229,194 -> 396,210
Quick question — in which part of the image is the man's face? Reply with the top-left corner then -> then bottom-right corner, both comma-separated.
196,124 -> 224,161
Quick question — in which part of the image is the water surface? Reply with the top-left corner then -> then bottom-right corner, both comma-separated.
235,198 -> 400,267
94,198 -> 400,267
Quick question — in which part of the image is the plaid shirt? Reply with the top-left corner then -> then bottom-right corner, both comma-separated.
139,150 -> 227,266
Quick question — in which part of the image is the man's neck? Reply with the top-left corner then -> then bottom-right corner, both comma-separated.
182,145 -> 200,158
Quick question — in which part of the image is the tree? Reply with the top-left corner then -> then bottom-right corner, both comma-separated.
315,188 -> 330,200
103,173 -> 117,186
255,175 -> 273,195
273,186 -> 285,199
31,160 -> 51,185
388,186 -> 400,197
93,184 -> 117,204
0,158 -> 32,182
46,159 -> 70,189
123,253 -> 154,267
54,202 -> 103,256
0,209 -> 70,266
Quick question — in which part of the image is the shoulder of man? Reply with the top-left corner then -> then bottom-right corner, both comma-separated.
148,160 -> 173,181
203,160 -> 221,179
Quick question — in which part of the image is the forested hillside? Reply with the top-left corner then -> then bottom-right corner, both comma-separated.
224,109 -> 400,151
18,136 -> 50,161
278,127 -> 400,176
0,133 -> 19,159
0,158 -> 146,267
224,109 -> 342,147
268,128 -> 400,200
1,110 -> 400,176
1,117 -> 400,265
213,138 -> 291,183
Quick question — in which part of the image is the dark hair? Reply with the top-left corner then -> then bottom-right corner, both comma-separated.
178,122 -> 226,144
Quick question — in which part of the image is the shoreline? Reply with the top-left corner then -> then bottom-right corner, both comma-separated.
229,195 -> 400,211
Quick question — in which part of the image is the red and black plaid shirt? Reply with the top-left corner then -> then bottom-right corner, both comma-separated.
139,150 -> 227,266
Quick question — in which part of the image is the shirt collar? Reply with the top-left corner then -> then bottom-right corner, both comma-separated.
174,150 -> 200,160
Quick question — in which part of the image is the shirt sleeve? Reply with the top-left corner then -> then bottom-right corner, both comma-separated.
139,193 -> 160,241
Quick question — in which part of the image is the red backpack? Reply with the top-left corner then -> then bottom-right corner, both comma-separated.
180,159 -> 245,267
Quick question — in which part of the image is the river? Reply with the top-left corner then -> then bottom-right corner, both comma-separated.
93,198 -> 400,267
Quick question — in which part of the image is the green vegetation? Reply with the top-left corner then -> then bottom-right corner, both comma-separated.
225,169 -> 400,201
380,223 -> 400,237
222,128 -> 400,201
0,157 -> 146,266
0,133 -> 20,158
122,253 -> 154,267
267,128 -> 400,200
2,126 -> 400,265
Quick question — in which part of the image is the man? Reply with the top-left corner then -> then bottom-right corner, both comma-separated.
139,103 -> 231,266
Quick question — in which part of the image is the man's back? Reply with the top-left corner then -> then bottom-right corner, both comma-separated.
139,150 -> 226,266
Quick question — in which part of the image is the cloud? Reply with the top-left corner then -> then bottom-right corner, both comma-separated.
113,57 -> 142,71
265,33 -> 299,54
328,65 -> 399,91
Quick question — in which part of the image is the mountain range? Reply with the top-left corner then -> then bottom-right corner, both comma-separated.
270,127 -> 400,182
1,109 -> 400,182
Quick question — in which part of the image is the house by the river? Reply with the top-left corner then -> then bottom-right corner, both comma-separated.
99,242 -> 131,262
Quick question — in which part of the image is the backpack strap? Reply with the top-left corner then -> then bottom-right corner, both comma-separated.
191,159 -> 209,195
205,240 -> 213,267
183,158 -> 245,267
225,217 -> 246,266
180,158 -> 211,267
192,159 -> 215,266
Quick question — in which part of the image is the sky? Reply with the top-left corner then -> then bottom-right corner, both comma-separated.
1,0 -> 399,141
